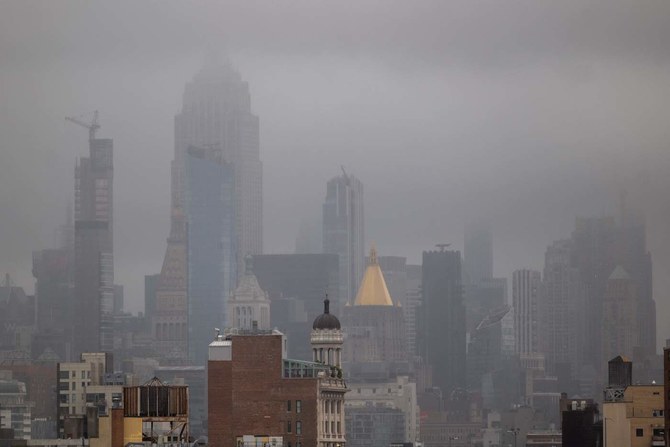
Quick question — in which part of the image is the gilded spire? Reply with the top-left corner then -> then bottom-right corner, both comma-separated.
353,245 -> 393,306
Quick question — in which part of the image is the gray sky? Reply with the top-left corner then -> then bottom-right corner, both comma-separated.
1,1 -> 669,344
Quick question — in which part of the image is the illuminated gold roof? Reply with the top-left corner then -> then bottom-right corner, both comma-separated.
353,246 -> 394,306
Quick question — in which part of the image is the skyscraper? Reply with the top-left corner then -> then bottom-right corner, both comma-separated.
570,217 -> 617,375
464,221 -> 493,285
175,60 -> 262,267
155,59 -> 262,363
185,146 -> 237,364
540,239 -> 585,381
419,248 -> 466,395
322,171 -> 364,306
512,269 -> 541,356
73,134 -> 114,356
602,266 -> 639,362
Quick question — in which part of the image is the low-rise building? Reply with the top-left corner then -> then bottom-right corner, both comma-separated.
603,384 -> 665,447
208,298 -> 348,447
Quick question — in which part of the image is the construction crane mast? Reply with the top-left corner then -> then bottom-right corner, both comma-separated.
65,110 -> 100,140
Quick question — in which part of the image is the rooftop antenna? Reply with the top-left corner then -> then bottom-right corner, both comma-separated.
435,243 -> 451,252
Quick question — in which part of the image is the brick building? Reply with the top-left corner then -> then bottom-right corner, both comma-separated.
208,299 -> 348,447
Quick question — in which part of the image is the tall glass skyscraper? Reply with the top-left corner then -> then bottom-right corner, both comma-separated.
185,147 -> 236,364
322,172 -> 364,307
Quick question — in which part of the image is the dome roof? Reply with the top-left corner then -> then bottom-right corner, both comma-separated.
312,297 -> 341,330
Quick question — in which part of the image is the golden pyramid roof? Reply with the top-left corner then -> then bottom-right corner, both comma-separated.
353,245 -> 394,306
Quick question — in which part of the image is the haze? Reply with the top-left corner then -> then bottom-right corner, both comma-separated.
1,0 -> 669,343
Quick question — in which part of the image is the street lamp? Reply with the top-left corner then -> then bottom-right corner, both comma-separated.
507,428 -> 520,447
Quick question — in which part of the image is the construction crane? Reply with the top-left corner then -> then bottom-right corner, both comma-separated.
65,110 -> 100,140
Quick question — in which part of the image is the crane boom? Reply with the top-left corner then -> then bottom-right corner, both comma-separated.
65,110 -> 100,140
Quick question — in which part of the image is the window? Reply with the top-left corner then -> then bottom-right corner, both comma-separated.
59,371 -> 69,379
287,421 -> 292,433
287,400 -> 292,412
72,382 -> 76,390
636,428 -> 643,437
337,421 -> 341,434
296,421 -> 302,435
296,400 -> 302,414
653,409 -> 664,417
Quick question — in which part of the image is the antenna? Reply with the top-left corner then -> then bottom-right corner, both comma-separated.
435,243 -> 451,252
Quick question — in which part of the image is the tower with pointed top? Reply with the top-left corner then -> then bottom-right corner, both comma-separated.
343,246 -> 408,371
227,257 -> 270,331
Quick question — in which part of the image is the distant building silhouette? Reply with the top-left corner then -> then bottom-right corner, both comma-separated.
540,239 -> 584,388
464,221 -> 493,285
419,247 -> 466,396
73,133 -> 114,356
513,269 -> 541,356
185,146 -> 237,365
602,266 -> 639,362
322,171 -> 364,306
252,253 -> 339,360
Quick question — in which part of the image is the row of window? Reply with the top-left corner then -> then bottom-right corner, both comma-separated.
59,370 -> 91,379
286,400 -> 302,413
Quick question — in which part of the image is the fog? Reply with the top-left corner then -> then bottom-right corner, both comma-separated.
1,1 -> 669,343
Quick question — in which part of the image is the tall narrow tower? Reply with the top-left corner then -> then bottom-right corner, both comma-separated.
513,269 -> 541,355
322,170 -> 364,307
68,113 -> 114,355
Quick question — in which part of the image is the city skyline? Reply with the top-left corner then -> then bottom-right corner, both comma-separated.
1,1 -> 669,349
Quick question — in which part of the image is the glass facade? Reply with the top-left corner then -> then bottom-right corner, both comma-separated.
186,149 -> 237,365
